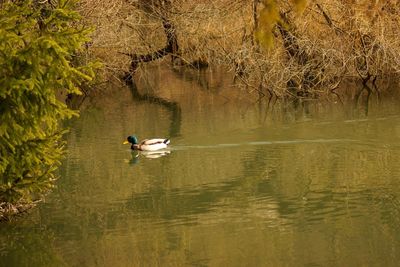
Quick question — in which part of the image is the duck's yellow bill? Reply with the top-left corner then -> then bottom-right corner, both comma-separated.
123,141 -> 129,144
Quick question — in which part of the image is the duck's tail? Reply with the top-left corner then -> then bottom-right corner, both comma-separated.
163,139 -> 170,145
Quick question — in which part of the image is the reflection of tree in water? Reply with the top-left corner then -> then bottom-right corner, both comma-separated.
126,79 -> 182,138
123,147 -> 281,221
0,223 -> 65,266
354,83 -> 380,116
123,143 -> 400,231
171,67 -> 223,94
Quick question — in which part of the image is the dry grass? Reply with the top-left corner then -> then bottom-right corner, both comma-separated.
78,0 -> 400,99
0,201 -> 39,222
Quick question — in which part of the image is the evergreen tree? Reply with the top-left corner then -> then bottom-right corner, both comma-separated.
0,0 -> 96,207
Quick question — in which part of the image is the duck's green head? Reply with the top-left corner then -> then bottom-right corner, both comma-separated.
123,135 -> 138,145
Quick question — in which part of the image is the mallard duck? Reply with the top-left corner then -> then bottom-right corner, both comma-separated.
123,135 -> 170,151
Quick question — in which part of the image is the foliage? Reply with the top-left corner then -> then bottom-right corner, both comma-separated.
0,0 -> 96,205
256,0 -> 308,49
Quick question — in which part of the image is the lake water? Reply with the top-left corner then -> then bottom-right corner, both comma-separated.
2,67 -> 400,266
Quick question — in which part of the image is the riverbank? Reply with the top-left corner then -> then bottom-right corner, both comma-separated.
81,0 -> 400,99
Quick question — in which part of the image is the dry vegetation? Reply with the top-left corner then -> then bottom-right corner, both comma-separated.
78,0 -> 400,100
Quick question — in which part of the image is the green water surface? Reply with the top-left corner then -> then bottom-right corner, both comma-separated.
2,69 -> 400,266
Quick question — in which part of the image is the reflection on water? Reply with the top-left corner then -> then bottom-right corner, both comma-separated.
129,150 -> 171,163
2,67 -> 400,266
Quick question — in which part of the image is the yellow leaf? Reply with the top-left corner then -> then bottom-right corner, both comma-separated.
292,0 -> 307,14
256,0 -> 281,49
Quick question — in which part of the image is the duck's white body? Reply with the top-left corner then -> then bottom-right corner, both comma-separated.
134,138 -> 170,151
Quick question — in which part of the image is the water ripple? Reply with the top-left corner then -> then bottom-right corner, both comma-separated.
173,138 -> 358,150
